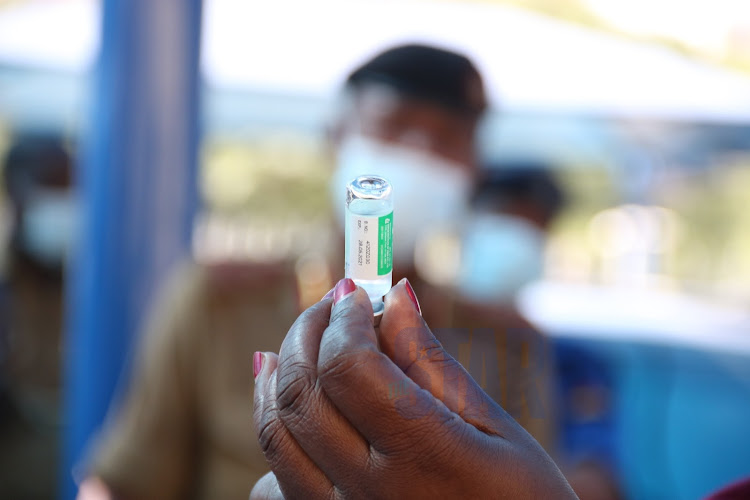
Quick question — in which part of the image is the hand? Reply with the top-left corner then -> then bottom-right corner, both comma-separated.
251,278 -> 577,499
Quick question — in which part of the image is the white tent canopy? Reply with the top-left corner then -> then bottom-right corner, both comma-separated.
2,0 -> 750,122
203,0 -> 750,122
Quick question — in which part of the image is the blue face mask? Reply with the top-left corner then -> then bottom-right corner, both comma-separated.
457,213 -> 544,303
21,189 -> 79,267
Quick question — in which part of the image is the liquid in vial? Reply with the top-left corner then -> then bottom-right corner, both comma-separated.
345,175 -> 393,314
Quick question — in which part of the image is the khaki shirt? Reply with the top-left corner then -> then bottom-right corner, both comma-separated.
90,261 -> 552,499
91,261 -> 298,500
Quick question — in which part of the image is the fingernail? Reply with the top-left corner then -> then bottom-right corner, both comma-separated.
404,278 -> 421,315
253,351 -> 264,380
333,278 -> 356,304
322,287 -> 335,300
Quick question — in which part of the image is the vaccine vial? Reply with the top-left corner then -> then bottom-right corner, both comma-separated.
345,175 -> 393,317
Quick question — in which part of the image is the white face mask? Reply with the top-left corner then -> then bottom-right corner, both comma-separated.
457,213 -> 544,303
331,135 -> 472,266
21,189 -> 79,267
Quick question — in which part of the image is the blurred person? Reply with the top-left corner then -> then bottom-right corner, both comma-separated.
457,164 -> 565,304
464,165 -> 624,499
328,46 -> 552,441
0,135 -> 75,499
456,165 -> 625,500
78,44 -> 553,500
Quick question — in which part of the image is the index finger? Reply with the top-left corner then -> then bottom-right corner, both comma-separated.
317,286 -> 467,455
274,296 -> 370,487
379,280 -> 519,439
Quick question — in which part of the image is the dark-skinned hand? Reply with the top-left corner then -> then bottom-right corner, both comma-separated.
251,278 -> 577,499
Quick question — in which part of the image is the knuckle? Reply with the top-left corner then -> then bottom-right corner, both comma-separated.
320,317 -> 378,359
256,413 -> 287,458
318,347 -> 379,388
401,342 -> 446,374
275,363 -> 317,425
430,357 -> 467,389
329,291 -> 372,323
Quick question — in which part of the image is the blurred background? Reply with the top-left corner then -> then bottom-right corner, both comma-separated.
1,0 -> 749,499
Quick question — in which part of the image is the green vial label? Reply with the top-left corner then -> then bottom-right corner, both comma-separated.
378,211 -> 393,276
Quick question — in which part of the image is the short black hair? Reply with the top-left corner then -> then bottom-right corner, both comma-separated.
346,44 -> 487,117
3,134 -> 72,204
474,164 -> 566,221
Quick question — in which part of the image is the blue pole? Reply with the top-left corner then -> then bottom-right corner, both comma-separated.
61,1 -> 202,498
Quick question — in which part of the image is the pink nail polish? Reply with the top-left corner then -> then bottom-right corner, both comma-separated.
253,352 -> 264,379
333,278 -> 357,304
404,278 -> 421,315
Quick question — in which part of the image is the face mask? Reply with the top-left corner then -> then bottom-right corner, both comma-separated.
456,213 -> 545,303
331,135 -> 472,266
21,189 -> 79,267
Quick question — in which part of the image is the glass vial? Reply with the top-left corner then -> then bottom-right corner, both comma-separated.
345,175 -> 393,315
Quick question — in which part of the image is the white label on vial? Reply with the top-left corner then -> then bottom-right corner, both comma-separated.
346,211 -> 393,280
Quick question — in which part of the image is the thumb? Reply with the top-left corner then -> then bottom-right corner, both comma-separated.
379,279 -> 516,437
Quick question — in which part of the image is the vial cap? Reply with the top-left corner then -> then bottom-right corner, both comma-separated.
347,175 -> 392,203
